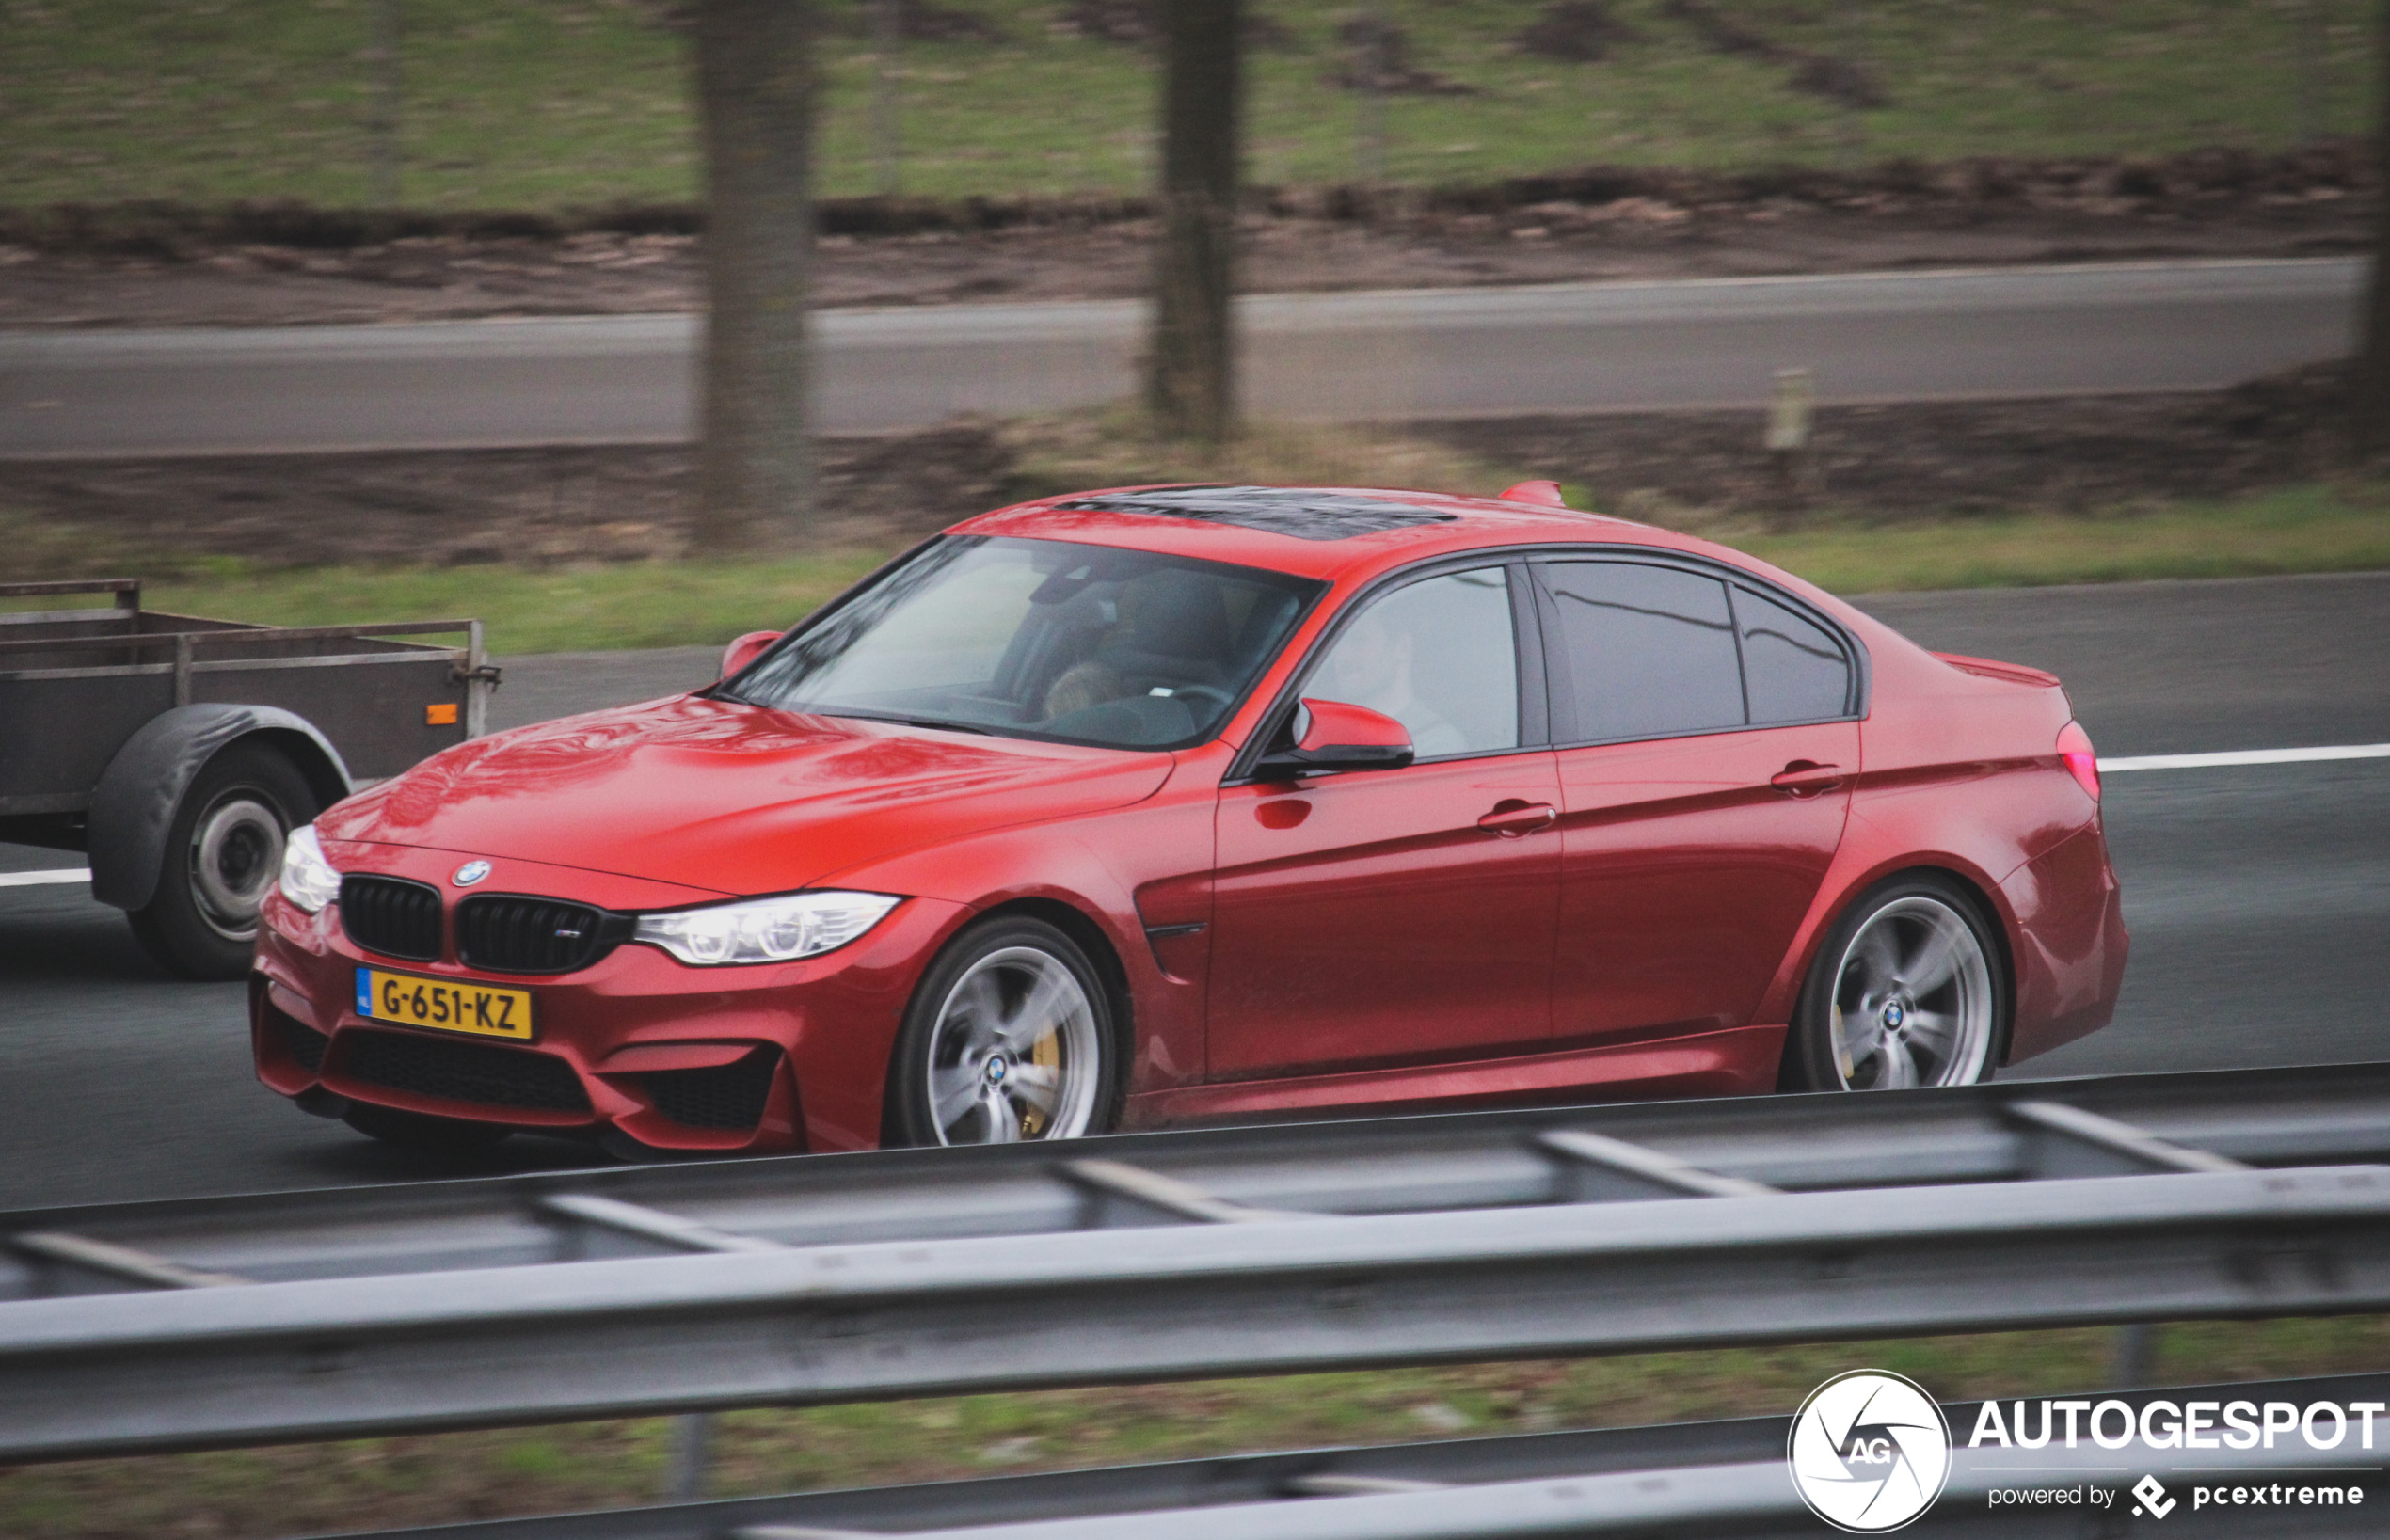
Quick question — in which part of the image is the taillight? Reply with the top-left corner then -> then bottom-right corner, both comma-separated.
2057,721 -> 2100,802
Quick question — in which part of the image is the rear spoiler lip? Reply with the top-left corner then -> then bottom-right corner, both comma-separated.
1932,650 -> 2063,690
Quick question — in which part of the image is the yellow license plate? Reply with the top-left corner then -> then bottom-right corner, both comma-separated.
355,968 -> 534,1040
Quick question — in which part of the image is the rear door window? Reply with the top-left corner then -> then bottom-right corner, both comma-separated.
1538,561 -> 1745,743
1732,584 -> 1853,723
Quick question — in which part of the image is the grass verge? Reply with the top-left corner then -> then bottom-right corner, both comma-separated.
5,1316 -> 2387,1538
130,551 -> 897,657
1728,482 -> 2390,596
87,481 -> 2390,656
2,0 -> 2372,209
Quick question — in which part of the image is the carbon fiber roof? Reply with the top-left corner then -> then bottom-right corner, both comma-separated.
1047,485 -> 1461,542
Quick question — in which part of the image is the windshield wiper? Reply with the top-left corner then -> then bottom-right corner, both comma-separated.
830,710 -> 994,736
717,695 -> 998,736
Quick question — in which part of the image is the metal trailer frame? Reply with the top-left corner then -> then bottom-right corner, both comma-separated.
0,578 -> 495,836
4,1063 -> 2390,1466
315,1371 -> 2390,1540
0,577 -> 495,971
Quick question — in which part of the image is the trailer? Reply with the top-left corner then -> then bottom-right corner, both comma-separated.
0,579 -> 497,979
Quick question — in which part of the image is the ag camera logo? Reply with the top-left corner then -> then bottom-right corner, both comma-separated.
1789,1370 -> 1952,1532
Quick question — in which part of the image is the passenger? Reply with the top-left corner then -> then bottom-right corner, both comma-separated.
1314,609 -> 1466,757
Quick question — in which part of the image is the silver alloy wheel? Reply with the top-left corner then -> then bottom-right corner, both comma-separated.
923,945 -> 1101,1145
1826,895 -> 1994,1090
186,792 -> 286,943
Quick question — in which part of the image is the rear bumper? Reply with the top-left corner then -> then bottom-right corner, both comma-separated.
2000,820 -> 2130,1064
251,886 -> 968,1155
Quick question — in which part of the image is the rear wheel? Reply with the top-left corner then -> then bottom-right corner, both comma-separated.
1782,874 -> 2006,1092
884,917 -> 1123,1148
127,743 -> 318,980
343,1103 -> 512,1153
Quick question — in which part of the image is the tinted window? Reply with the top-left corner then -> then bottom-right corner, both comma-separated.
1734,585 -> 1851,723
1309,567 -> 1519,758
725,537 -> 1322,749
1540,561 -> 1745,742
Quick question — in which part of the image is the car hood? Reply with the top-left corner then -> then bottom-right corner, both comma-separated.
321,695 -> 1176,897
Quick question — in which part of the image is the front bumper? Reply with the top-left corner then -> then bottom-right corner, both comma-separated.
251,881 -> 968,1155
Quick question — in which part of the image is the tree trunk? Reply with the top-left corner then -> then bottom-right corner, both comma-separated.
694,0 -> 819,551
366,0 -> 402,206
1148,0 -> 1241,443
870,0 -> 900,196
2358,0 -> 2390,454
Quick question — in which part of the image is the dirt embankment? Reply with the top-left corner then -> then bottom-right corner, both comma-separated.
0,143 -> 2367,329
1,367 -> 2359,576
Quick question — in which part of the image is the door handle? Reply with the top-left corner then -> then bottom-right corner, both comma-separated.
1477,801 -> 1558,836
1770,761 -> 1846,796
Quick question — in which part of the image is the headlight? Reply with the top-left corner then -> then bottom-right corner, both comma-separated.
633,891 -> 900,966
278,824 -> 342,913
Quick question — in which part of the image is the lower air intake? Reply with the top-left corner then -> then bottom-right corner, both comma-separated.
276,1011 -> 329,1073
341,1030 -> 591,1113
641,1048 -> 780,1131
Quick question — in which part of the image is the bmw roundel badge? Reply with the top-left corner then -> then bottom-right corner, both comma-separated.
452,860 -> 492,887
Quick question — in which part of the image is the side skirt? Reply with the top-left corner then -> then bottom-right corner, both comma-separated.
1124,1023 -> 1785,1127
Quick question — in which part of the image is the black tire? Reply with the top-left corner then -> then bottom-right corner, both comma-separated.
1780,872 -> 2009,1093
884,915 -> 1127,1148
127,742 -> 321,981
343,1102 -> 512,1153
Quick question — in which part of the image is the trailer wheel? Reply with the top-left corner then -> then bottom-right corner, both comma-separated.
127,742 -> 319,980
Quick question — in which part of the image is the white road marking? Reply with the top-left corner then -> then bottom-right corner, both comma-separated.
2099,743 -> 2390,772
0,867 -> 90,888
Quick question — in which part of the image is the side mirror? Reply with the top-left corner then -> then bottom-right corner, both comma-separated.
720,630 -> 782,680
1256,698 -> 1415,779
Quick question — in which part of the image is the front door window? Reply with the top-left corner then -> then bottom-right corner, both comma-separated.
1305,567 -> 1521,759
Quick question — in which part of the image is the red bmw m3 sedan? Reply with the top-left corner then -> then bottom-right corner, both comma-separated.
252,484 -> 2127,1157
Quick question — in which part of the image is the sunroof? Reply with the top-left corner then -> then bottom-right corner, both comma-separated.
1048,485 -> 1460,542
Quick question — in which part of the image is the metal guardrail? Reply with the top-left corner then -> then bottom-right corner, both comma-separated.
4,1064 -> 2390,1465
14,1161 -> 2390,1464
324,1373 -> 2390,1540
12,1061 -> 2390,1295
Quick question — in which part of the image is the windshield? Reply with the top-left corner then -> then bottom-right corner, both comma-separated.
722,537 -> 1326,749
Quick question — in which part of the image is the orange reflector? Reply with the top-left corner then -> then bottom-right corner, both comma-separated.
425,703 -> 459,726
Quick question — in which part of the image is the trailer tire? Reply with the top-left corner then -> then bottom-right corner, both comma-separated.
127,742 -> 319,980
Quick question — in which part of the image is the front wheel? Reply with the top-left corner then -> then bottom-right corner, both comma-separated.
884,917 -> 1124,1148
1781,875 -> 2006,1092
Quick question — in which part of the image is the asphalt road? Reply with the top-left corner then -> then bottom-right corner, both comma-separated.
2,572 -> 2383,1209
0,258 -> 2359,455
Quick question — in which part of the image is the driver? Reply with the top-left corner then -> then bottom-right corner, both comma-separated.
1044,657 -> 1124,718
